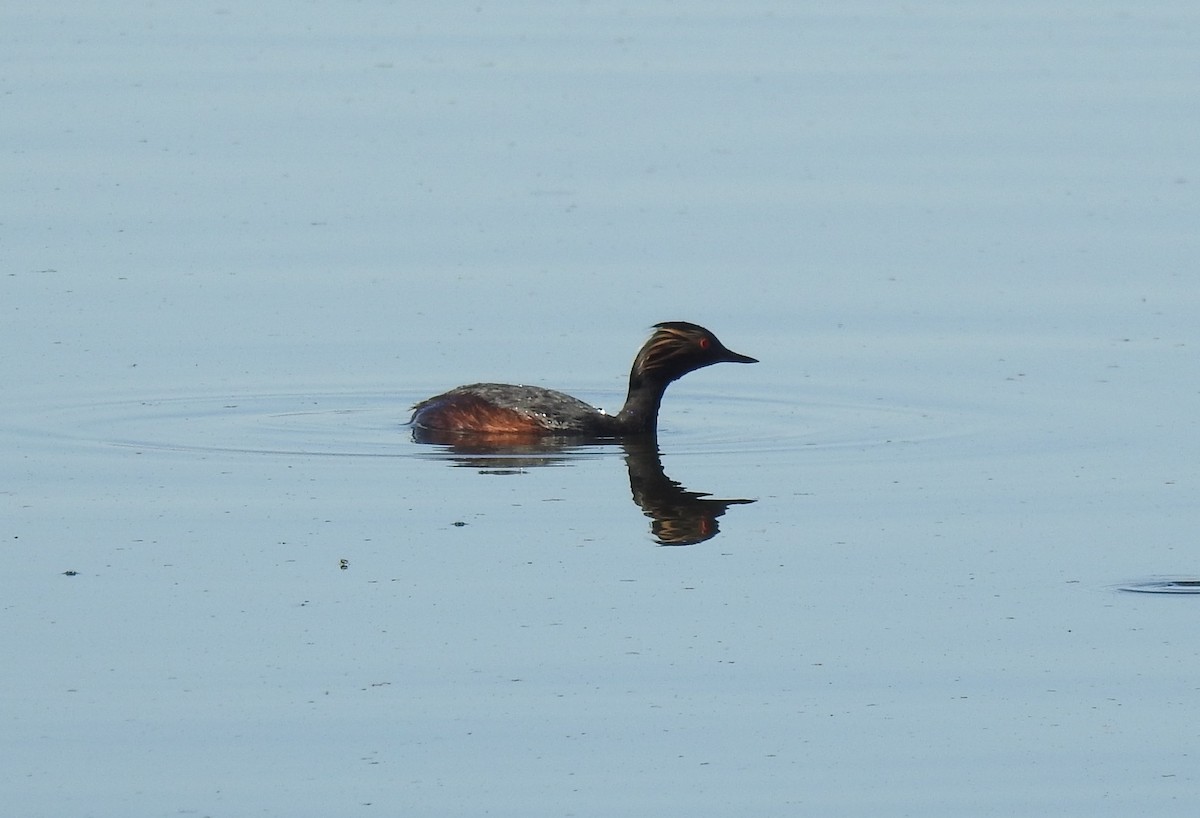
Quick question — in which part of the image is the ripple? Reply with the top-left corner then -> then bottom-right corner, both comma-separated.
659,390 -> 969,456
1117,578 -> 1200,595
6,387 -> 981,460
20,391 -> 413,458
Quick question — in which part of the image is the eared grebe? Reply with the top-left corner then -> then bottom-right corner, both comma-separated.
410,321 -> 756,436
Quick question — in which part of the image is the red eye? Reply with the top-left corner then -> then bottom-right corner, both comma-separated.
698,338 -> 710,350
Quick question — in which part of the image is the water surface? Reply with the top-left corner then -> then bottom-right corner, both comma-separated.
3,2 -> 1199,816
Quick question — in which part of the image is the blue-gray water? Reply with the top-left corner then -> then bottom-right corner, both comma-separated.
3,3 -> 1198,816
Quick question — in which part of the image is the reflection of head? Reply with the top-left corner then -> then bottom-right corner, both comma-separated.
623,437 -> 754,546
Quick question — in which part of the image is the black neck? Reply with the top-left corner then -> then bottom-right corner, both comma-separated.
613,368 -> 673,433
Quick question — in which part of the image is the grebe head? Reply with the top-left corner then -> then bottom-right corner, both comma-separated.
631,321 -> 757,386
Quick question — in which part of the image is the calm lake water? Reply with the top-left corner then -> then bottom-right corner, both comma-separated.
4,2 -> 1199,816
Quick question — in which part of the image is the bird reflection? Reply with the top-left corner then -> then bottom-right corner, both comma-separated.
411,427 -> 754,545
619,435 -> 754,545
